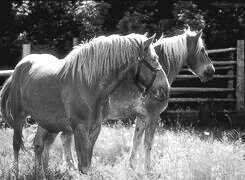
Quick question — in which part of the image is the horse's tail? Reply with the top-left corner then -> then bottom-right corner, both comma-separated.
0,76 -> 14,127
1,75 -> 26,151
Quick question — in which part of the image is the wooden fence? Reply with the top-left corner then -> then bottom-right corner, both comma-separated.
0,39 -> 244,125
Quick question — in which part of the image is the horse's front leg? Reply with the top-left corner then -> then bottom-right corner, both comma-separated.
144,116 -> 158,171
129,116 -> 146,169
73,123 -> 90,174
88,122 -> 102,167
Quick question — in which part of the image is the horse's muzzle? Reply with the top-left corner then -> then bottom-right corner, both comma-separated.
202,65 -> 215,82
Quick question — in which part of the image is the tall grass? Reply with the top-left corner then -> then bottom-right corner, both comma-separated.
1,124 -> 245,180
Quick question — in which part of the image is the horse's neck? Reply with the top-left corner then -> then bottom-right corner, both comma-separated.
168,57 -> 187,85
90,60 -> 137,102
155,39 -> 188,85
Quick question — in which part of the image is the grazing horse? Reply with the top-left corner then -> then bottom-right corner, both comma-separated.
0,33 -> 170,179
59,26 -> 215,171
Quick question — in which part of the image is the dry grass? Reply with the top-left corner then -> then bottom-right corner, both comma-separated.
1,124 -> 245,180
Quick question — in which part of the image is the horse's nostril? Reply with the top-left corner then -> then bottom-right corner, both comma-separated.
157,87 -> 169,98
209,66 -> 215,75
204,66 -> 215,80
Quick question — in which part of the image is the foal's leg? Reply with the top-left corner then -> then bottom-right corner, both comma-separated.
73,123 -> 90,174
34,126 -> 51,180
144,116 -> 158,171
60,132 -> 74,168
11,114 -> 26,178
129,116 -> 146,169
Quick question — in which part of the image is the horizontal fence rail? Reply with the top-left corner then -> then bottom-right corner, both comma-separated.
206,47 -> 236,54
171,87 -> 235,93
176,74 -> 236,80
169,98 -> 236,102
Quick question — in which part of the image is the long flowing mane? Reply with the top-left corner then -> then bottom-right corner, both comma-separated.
58,34 -> 146,85
153,29 -> 204,82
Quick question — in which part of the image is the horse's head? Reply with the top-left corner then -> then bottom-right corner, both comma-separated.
133,34 -> 170,101
186,29 -> 215,82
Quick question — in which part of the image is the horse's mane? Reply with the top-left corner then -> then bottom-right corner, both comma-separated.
58,33 -> 146,85
154,29 -> 204,79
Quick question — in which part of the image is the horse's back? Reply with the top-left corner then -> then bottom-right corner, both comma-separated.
14,53 -> 63,97
18,54 -> 59,65
11,54 -> 62,95
12,54 -> 63,90
16,54 -> 61,75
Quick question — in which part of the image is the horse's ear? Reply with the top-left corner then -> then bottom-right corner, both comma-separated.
143,33 -> 156,50
195,29 -> 202,40
185,24 -> 190,31
159,33 -> 164,39
144,32 -> 149,37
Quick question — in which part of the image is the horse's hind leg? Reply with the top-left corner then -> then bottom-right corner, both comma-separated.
60,132 -> 74,168
129,116 -> 145,169
42,130 -> 58,175
34,126 -> 55,180
11,114 -> 26,178
144,116 -> 158,171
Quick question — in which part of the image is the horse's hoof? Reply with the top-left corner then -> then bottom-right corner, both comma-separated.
35,172 -> 47,180
8,173 -> 17,180
67,161 -> 76,170
79,166 -> 89,175
35,175 -> 47,180
145,165 -> 152,172
8,165 -> 18,180
8,173 -> 18,180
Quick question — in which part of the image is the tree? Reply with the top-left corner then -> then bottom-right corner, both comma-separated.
0,0 -> 22,67
204,3 -> 245,48
158,1 -> 206,37
117,0 -> 158,34
13,0 -> 111,57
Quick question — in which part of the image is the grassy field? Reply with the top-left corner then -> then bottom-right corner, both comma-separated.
1,124 -> 245,180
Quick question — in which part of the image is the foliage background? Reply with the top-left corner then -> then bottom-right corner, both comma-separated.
0,0 -> 245,68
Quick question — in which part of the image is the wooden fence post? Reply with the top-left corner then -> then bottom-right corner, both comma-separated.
236,40 -> 244,111
227,69 -> 234,98
22,43 -> 31,58
73,37 -> 79,47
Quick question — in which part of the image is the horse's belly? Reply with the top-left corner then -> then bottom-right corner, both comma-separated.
30,109 -> 72,133
107,96 -> 140,120
107,105 -> 136,120
23,87 -> 72,132
38,116 -> 72,133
